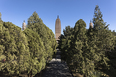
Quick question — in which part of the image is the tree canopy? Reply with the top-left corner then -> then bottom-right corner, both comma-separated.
0,11 -> 57,77
27,11 -> 57,63
0,22 -> 30,76
23,28 -> 46,76
58,5 -> 115,77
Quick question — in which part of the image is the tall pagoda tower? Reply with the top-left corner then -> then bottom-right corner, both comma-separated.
89,20 -> 93,28
22,20 -> 26,30
55,15 -> 61,41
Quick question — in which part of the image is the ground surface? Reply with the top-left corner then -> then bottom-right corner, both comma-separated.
42,49 -> 73,77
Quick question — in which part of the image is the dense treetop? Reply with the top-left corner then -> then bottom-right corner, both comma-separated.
0,11 -> 57,77
58,5 -> 116,77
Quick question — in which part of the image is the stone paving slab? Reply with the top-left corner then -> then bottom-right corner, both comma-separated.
42,50 -> 72,77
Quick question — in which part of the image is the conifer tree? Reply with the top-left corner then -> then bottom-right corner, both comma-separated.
0,12 -> 3,24
0,22 -> 30,76
58,5 -> 114,76
92,5 -> 113,51
0,12 -> 1,20
27,11 -> 57,63
93,5 -> 109,30
63,26 -> 74,38
23,28 -> 46,76
93,6 -> 114,52
27,11 -> 42,26
92,5 -> 114,71
111,30 -> 116,48
59,26 -> 74,61
69,19 -> 94,76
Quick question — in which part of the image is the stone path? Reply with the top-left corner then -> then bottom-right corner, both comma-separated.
42,49 -> 73,77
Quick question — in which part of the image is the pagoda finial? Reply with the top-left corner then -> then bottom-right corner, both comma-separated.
22,20 -> 26,31
57,15 -> 59,19
89,20 -> 93,28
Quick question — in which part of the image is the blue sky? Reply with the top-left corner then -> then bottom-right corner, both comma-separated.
0,0 -> 116,34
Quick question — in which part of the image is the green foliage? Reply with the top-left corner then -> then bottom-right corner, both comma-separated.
0,12 -> 1,20
111,30 -> 116,46
27,11 -> 43,26
27,11 -> 57,63
0,12 -> 3,24
58,5 -> 115,77
63,25 -> 74,38
23,28 -> 46,76
70,19 -> 95,76
92,5 -> 114,71
58,26 -> 74,61
93,5 -> 109,30
0,12 -> 57,77
0,22 -> 30,76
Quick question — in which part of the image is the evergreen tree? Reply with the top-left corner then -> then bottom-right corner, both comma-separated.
112,30 -> 116,36
58,5 -> 114,76
93,5 -> 114,55
58,34 -> 65,50
58,26 -> 74,61
93,5 -> 109,30
91,5 -> 114,73
59,19 -> 110,76
0,13 -> 1,20
27,11 -> 42,26
27,11 -> 57,63
23,28 -> 46,76
69,19 -> 94,76
0,22 -> 30,76
63,26 -> 74,38
0,12 -> 3,24
111,30 -> 116,48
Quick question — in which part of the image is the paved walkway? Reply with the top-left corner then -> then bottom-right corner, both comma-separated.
42,49 -> 73,77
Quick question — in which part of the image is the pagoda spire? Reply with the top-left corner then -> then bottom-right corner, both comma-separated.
89,20 -> 93,28
55,15 -> 61,41
57,15 -> 59,19
22,20 -> 26,30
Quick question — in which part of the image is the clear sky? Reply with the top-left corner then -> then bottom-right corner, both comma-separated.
0,0 -> 116,34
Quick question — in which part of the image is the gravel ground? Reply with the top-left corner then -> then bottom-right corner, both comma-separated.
42,49 -> 73,77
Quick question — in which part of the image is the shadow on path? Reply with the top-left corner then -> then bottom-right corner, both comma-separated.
41,49 -> 73,77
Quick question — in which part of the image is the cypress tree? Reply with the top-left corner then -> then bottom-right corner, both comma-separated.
0,22 -> 30,76
23,28 -> 46,76
59,26 -> 74,61
27,11 -> 57,63
69,19 -> 94,76
0,12 -> 3,24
